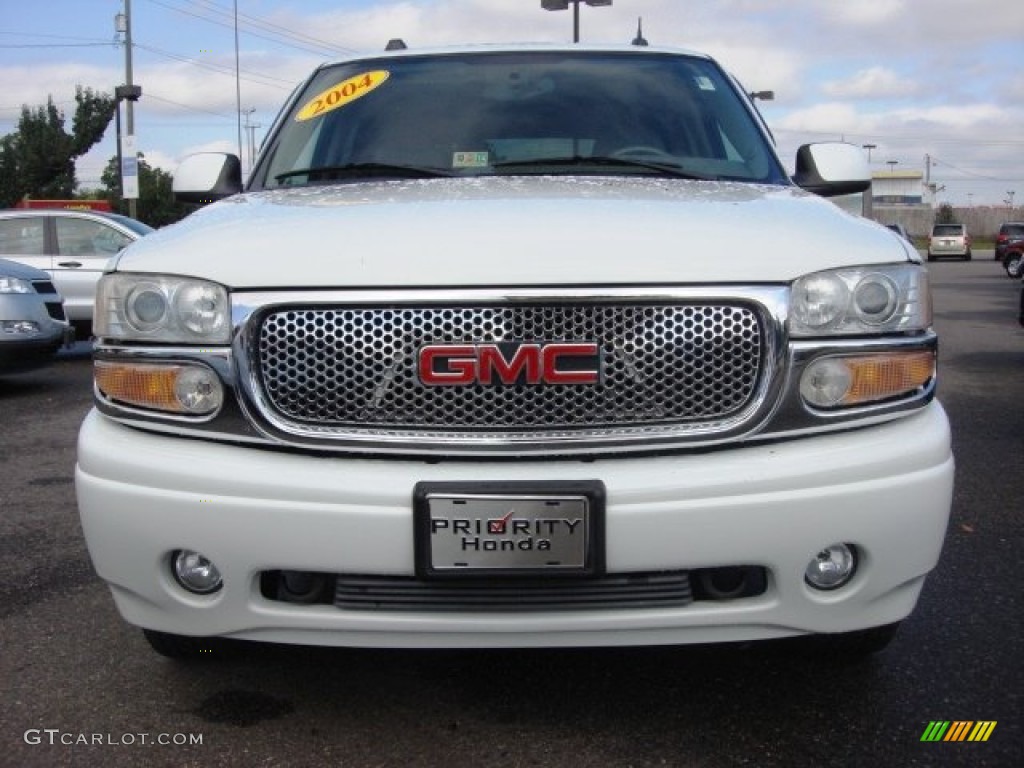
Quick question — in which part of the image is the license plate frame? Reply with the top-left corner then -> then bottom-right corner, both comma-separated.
413,481 -> 606,578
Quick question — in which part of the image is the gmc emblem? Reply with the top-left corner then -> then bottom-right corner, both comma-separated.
418,342 -> 600,386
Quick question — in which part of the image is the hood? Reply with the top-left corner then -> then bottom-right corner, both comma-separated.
115,177 -> 912,288
0,257 -> 51,282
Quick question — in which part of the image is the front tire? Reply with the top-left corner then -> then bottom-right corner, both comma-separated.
1004,252 -> 1024,278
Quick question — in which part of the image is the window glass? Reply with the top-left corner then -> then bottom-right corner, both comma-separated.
0,217 -> 46,255
257,52 -> 785,189
55,217 -> 133,256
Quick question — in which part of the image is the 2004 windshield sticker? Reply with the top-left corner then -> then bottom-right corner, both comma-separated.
295,71 -> 390,122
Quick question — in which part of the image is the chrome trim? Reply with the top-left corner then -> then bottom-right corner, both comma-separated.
91,288 -> 938,458
230,286 -> 789,456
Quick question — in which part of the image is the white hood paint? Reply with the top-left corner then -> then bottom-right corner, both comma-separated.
116,177 -> 912,288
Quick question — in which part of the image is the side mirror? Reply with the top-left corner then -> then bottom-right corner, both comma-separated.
792,143 -> 871,197
173,153 -> 243,204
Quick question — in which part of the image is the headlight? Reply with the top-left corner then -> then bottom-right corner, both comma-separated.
95,273 -> 230,343
0,276 -> 33,294
790,264 -> 930,336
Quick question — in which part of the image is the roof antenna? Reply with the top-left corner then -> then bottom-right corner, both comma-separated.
385,38 -> 407,51
631,17 -> 649,46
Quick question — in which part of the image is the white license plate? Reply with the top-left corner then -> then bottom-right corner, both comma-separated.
414,482 -> 604,576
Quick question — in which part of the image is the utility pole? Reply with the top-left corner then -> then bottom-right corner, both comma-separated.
234,0 -> 243,162
124,0 -> 138,219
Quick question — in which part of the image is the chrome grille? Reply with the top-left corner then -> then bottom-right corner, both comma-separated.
252,301 -> 765,437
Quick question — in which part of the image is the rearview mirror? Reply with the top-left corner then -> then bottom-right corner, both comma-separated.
173,153 -> 243,204
792,143 -> 871,198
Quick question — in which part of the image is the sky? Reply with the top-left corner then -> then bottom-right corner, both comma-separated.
1,0 -> 1022,208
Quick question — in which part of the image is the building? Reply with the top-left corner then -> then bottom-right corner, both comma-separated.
872,170 -> 925,206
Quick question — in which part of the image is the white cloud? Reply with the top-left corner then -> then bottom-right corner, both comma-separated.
823,67 -> 920,100
828,0 -> 907,26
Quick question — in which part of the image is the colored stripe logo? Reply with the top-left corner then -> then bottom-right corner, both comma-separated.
921,721 -> 997,742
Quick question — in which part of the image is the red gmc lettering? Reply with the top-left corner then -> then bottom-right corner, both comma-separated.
419,343 -> 599,386
478,345 -> 540,385
418,345 -> 476,385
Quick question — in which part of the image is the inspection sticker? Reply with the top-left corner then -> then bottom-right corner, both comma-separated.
295,70 -> 390,122
453,151 -> 489,168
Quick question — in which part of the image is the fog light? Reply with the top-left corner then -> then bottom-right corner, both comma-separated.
2,320 -> 40,335
172,550 -> 223,594
804,544 -> 857,590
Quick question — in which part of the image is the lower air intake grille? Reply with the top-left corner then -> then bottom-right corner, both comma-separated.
333,571 -> 693,612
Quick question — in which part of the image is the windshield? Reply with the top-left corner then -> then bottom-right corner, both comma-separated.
254,51 -> 787,190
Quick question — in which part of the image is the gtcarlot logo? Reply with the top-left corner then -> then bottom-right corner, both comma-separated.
24,729 -> 203,746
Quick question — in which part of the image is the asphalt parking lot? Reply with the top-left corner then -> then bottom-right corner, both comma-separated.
1,257 -> 1021,767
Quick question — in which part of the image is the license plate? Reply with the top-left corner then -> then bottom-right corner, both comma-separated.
414,481 -> 605,577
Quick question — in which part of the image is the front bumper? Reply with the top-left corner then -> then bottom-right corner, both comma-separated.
76,403 -> 953,649
0,323 -> 73,373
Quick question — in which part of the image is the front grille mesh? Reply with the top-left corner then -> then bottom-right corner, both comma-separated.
253,302 -> 764,435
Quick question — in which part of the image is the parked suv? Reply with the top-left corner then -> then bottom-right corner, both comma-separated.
0,209 -> 153,335
927,223 -> 971,261
76,44 -> 953,661
995,222 -> 1024,276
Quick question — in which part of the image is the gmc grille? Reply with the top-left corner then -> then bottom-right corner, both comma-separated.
246,299 -> 770,450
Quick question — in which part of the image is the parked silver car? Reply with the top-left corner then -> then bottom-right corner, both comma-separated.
0,209 -> 153,335
0,258 -> 73,374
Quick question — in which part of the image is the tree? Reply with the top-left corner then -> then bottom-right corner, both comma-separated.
935,203 -> 958,225
100,153 -> 191,227
0,86 -> 115,208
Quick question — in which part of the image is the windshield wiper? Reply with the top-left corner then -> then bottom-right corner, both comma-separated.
490,155 -> 717,180
274,163 -> 453,183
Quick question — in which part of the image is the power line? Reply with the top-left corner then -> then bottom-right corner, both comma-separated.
0,43 -> 114,49
132,41 -> 294,90
0,31 -> 111,42
143,92 -> 236,120
144,0 -> 354,58
771,126 -> 1024,148
929,155 -> 1021,182
190,0 -> 357,55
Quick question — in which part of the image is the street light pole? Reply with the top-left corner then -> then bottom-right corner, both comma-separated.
861,145 -> 877,220
541,1 -> 612,44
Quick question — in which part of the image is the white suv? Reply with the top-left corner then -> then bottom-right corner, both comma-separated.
75,44 -> 953,660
